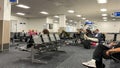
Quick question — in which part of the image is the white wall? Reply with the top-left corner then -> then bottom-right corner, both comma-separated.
11,15 -> 28,32
10,16 -> 60,33
27,18 -> 47,32
95,21 -> 120,33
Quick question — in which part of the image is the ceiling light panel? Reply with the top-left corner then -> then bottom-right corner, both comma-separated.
54,15 -> 59,18
103,17 -> 107,19
100,8 -> 107,12
68,10 -> 75,13
16,12 -> 25,16
40,11 -> 49,15
97,0 -> 107,4
112,19 -> 116,20
102,14 -> 108,16
76,15 -> 82,17
104,20 -> 107,21
82,18 -> 86,20
16,4 -> 30,9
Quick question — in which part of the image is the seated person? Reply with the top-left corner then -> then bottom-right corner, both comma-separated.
82,41 -> 120,68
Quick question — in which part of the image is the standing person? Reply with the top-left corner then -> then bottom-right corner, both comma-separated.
82,41 -> 120,68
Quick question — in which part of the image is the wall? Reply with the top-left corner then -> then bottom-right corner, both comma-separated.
95,21 -> 120,33
10,15 -> 78,33
11,15 -> 28,32
27,18 -> 46,32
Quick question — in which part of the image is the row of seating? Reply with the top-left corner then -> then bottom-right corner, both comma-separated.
18,33 -> 63,63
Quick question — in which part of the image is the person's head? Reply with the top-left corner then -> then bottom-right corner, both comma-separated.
86,29 -> 92,34
22,30 -> 24,32
94,29 -> 99,33
42,29 -> 49,34
32,30 -> 34,32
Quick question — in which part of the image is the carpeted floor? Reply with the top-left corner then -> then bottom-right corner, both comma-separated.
0,44 -> 119,68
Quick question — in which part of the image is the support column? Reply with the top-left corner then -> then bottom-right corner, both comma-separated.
58,15 -> 66,32
0,0 -> 11,51
77,21 -> 82,29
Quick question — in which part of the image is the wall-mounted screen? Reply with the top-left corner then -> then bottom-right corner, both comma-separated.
49,24 -> 53,29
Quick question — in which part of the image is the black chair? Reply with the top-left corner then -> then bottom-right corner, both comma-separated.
19,35 -> 47,64
41,34 -> 55,51
49,34 -> 60,50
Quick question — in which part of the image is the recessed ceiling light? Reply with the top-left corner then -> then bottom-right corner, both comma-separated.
69,20 -> 73,22
103,17 -> 107,19
54,20 -> 58,22
112,19 -> 116,20
68,10 -> 75,13
100,8 -> 107,12
74,22 -> 77,23
16,12 -> 25,16
104,20 -> 107,21
40,11 -> 49,15
70,24 -> 73,26
54,15 -> 59,18
97,0 -> 107,4
76,15 -> 82,17
86,20 -> 89,21
82,18 -> 86,20
102,14 -> 108,16
16,4 -> 30,9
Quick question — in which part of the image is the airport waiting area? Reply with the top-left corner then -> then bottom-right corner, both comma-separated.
0,29 -> 119,68
0,0 -> 120,68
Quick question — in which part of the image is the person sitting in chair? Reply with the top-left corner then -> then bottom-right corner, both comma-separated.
82,40 -> 120,68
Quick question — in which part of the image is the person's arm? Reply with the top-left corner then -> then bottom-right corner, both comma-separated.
106,48 -> 120,56
84,34 -> 98,42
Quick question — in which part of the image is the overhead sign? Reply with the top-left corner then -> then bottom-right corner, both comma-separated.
10,0 -> 17,2
10,0 -> 18,5
114,12 -> 120,16
85,21 -> 93,25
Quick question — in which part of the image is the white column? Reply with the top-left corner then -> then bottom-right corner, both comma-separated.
58,15 -> 66,32
0,0 -> 11,51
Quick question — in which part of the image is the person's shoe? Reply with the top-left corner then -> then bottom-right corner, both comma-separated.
82,59 -> 96,68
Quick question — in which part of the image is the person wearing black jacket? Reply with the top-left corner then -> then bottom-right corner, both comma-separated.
83,29 -> 94,49
82,41 -> 120,68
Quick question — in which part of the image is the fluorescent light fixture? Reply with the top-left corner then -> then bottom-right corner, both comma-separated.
40,11 -> 49,15
86,20 -> 89,21
112,19 -> 116,20
97,0 -> 107,4
16,4 -> 30,9
68,10 -> 75,13
104,20 -> 107,21
74,22 -> 77,23
70,24 -> 73,26
54,21 -> 58,22
82,18 -> 86,20
102,14 -> 108,16
76,15 -> 82,17
103,17 -> 107,19
54,15 -> 59,18
16,12 -> 25,16
69,20 -> 73,22
100,8 -> 107,12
